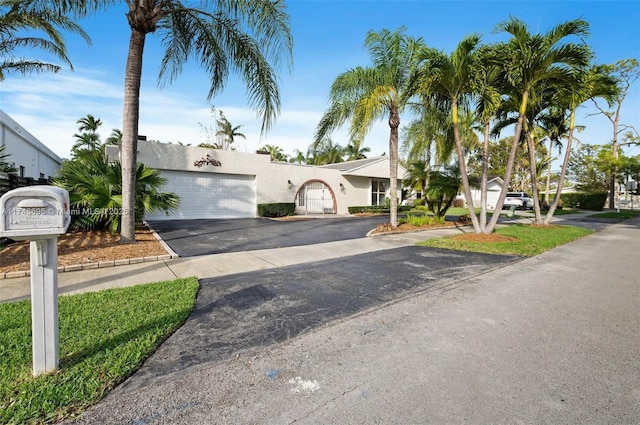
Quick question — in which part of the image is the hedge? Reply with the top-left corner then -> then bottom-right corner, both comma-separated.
258,202 -> 295,217
561,192 -> 608,210
348,205 -> 412,214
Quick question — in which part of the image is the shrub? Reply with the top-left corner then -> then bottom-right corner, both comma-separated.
399,214 -> 444,226
258,202 -> 295,217
348,205 -> 388,214
561,192 -> 607,210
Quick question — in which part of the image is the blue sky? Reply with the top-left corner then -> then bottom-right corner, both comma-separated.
1,0 -> 639,161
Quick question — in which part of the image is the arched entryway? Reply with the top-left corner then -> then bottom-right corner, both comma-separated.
294,180 -> 337,214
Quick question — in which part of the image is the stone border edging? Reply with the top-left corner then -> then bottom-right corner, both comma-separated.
0,222 -> 179,280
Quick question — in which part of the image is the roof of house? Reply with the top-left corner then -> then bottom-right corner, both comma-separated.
320,156 -> 406,179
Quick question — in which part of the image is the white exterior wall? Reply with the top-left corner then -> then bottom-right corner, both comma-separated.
0,110 -> 62,179
469,178 -> 504,210
137,141 -> 391,215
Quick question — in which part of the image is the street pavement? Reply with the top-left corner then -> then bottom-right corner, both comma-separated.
56,213 -> 640,425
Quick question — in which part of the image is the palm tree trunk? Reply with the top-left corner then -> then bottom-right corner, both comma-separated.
544,137 -> 553,204
479,120 -> 490,233
525,129 -> 543,223
544,110 -> 575,224
452,100 -> 481,233
120,28 -> 146,244
389,106 -> 400,229
486,90 -> 529,234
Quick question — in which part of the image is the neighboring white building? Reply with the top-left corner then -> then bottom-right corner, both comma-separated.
0,109 -> 62,180
136,140 -> 406,220
469,176 -> 505,210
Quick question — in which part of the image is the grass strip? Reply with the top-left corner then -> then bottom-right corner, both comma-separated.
418,224 -> 593,256
589,210 -> 640,219
0,277 -> 199,424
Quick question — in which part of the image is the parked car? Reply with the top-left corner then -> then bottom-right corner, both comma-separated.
503,192 -> 534,210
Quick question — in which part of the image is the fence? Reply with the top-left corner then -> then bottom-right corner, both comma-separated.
0,172 -> 52,197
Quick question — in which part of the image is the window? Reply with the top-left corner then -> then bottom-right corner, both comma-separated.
371,179 -> 387,206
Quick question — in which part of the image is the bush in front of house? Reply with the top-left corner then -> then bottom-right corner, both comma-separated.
258,202 -> 295,217
561,192 -> 608,210
348,205 -> 412,214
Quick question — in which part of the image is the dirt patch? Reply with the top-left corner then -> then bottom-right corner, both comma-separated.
0,225 -> 169,274
451,233 -> 518,243
371,221 -> 458,235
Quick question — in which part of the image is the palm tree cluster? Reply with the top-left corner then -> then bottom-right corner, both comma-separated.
317,19 -> 624,232
56,115 -> 178,233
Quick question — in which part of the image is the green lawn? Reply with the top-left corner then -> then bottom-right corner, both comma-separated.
588,209 -> 640,219
0,277 -> 199,424
418,224 -> 593,256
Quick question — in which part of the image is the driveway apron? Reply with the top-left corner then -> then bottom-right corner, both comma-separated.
115,246 -> 519,391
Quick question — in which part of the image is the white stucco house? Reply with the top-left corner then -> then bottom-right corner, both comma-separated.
469,176 -> 504,210
132,140 -> 406,220
0,109 -> 62,180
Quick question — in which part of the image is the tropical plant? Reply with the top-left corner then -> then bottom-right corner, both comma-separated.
567,143 -> 610,192
0,0 -> 89,80
105,128 -> 122,145
214,111 -> 246,150
315,27 -> 426,228
403,159 -> 429,200
306,137 -> 345,165
55,149 -> 179,234
418,35 -> 484,231
485,17 -> 591,229
424,165 -> 466,219
46,0 -> 293,243
344,139 -> 370,161
0,143 -> 15,172
260,144 -> 288,162
71,113 -> 102,155
288,149 -> 306,164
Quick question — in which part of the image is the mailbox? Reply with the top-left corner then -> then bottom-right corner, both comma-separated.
0,186 -> 71,240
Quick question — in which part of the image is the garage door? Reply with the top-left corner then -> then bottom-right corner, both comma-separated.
147,170 -> 256,220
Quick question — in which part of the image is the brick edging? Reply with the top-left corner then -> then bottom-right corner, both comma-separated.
0,222 -> 179,280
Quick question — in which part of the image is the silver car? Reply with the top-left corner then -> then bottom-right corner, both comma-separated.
503,192 -> 534,210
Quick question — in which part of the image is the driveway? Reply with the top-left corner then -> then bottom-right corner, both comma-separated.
148,215 -> 391,257
107,246 -> 520,389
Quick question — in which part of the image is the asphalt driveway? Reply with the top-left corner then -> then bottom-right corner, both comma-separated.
117,246 -> 520,389
148,215 -> 391,257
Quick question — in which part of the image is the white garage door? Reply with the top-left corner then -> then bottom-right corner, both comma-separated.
147,170 -> 256,220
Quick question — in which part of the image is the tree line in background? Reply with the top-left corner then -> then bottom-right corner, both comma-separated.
2,0 -> 639,236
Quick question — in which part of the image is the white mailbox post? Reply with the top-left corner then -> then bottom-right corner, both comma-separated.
0,186 -> 70,376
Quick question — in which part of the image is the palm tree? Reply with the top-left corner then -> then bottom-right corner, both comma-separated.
215,112 -> 246,150
403,159 -> 429,201
55,149 -> 179,234
344,139 -> 370,161
0,0 -> 90,80
315,27 -> 426,228
485,17 -> 591,231
288,149 -> 306,164
48,0 -> 293,243
260,144 -> 288,162
542,65 -> 618,223
105,128 -> 123,145
71,113 -> 103,155
419,35 -> 484,231
306,137 -> 345,165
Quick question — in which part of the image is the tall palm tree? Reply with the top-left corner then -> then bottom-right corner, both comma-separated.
47,0 -> 293,243
0,143 -> 16,172
315,27 -> 426,228
105,128 -> 123,145
542,65 -> 618,223
215,112 -> 246,150
419,35 -> 484,231
0,0 -> 89,80
485,17 -> 591,231
71,113 -> 103,155
403,159 -> 428,200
